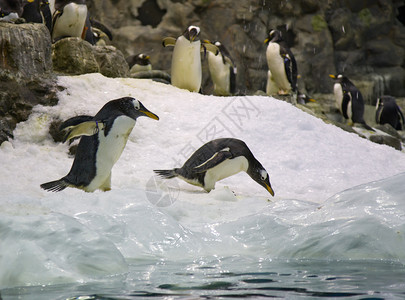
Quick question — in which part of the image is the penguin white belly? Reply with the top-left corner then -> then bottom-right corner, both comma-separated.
130,64 -> 152,74
203,156 -> 249,192
52,3 -> 87,40
334,83 -> 343,113
266,43 -> 291,93
85,116 -> 136,192
208,53 -> 230,96
171,36 -> 202,92
266,70 -> 279,95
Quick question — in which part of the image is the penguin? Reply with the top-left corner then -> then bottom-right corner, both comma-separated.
20,0 -> 52,32
297,93 -> 316,105
126,53 -> 152,74
51,0 -> 88,42
264,29 -> 297,96
375,95 -> 405,130
329,74 -> 373,130
154,138 -> 274,196
40,97 -> 159,192
0,0 -> 23,21
162,25 -> 219,92
206,40 -> 236,96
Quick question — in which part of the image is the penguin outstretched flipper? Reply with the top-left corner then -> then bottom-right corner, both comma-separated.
40,179 -> 70,192
201,42 -> 219,56
90,18 -> 113,41
162,37 -> 176,47
62,120 -> 105,142
59,115 -> 104,142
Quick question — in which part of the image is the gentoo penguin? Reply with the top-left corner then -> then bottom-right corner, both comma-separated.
20,0 -> 52,32
51,0 -> 88,42
162,25 -> 219,92
206,40 -> 236,96
126,53 -> 152,74
375,95 -> 405,130
41,97 -> 159,192
0,0 -> 23,21
154,138 -> 274,196
297,93 -> 316,105
329,74 -> 373,130
264,29 -> 297,96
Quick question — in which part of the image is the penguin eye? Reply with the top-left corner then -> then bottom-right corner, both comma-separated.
132,99 -> 140,110
260,170 -> 268,181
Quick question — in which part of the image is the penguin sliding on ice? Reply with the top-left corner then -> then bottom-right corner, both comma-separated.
154,138 -> 274,196
162,25 -> 219,92
329,74 -> 374,130
206,40 -> 237,96
375,95 -> 405,130
264,29 -> 297,97
41,97 -> 159,192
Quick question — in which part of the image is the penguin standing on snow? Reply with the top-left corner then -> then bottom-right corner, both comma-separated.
51,0 -> 88,41
154,138 -> 274,196
162,25 -> 219,92
375,95 -> 405,130
329,74 -> 373,130
206,41 -> 236,96
41,97 -> 159,192
264,29 -> 297,96
126,53 -> 152,74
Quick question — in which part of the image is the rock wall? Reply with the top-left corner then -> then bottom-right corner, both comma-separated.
0,23 -> 59,144
87,0 -> 405,100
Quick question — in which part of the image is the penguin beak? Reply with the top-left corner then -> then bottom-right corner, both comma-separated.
140,109 -> 159,120
265,183 -> 275,197
145,55 -> 150,60
329,74 -> 336,79
264,38 -> 269,44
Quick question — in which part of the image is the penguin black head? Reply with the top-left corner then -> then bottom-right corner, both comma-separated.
329,74 -> 351,85
183,25 -> 200,42
116,97 -> 159,121
264,29 -> 282,44
248,166 -> 274,196
126,53 -> 151,68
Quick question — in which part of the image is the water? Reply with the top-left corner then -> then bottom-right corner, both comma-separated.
2,257 -> 405,299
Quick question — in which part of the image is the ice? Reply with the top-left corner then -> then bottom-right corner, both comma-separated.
1,73 -> 405,289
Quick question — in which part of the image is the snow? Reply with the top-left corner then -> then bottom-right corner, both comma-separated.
1,73 -> 405,289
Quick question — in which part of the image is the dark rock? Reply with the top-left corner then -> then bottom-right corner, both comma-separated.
52,38 -> 100,75
93,45 -> 129,78
369,134 -> 402,150
0,22 -> 52,79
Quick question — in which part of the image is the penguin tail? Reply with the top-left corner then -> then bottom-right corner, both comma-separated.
153,169 -> 178,179
40,179 -> 70,192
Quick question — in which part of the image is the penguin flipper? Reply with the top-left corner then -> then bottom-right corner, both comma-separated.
40,179 -> 70,192
62,120 -> 105,142
162,37 -> 176,47
59,115 -> 94,131
397,107 -> 405,130
341,92 -> 351,119
193,150 -> 232,173
90,18 -> 113,41
201,43 -> 219,55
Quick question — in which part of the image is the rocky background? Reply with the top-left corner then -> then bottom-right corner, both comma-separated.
86,0 -> 405,98
0,0 -> 405,148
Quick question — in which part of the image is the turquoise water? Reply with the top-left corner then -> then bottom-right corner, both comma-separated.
2,257 -> 405,299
